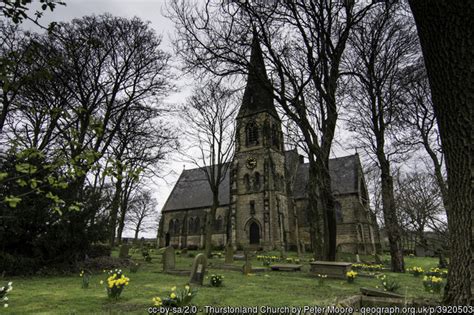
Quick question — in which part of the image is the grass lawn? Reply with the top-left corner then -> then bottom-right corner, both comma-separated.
2,250 -> 444,314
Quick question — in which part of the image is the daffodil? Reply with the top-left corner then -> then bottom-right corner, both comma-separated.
170,292 -> 177,299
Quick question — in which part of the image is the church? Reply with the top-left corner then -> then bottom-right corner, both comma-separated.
158,36 -> 381,254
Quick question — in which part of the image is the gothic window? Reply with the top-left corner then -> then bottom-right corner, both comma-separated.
188,217 -> 194,234
335,201 -> 343,223
194,217 -> 200,234
246,122 -> 259,146
169,220 -> 174,235
215,215 -> 223,232
244,174 -> 250,191
250,201 -> 256,215
254,172 -> 261,190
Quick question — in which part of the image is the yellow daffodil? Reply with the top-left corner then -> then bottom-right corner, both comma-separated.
170,292 -> 177,299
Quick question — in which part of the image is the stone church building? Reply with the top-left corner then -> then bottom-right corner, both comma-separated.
158,36 -> 380,254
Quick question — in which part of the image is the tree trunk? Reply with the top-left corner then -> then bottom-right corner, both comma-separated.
380,160 -> 405,272
408,1 -> 472,305
109,175 -> 123,247
204,193 -> 218,258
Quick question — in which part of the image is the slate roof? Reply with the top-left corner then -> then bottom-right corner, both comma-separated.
162,154 -> 360,212
292,155 -> 359,199
162,165 -> 230,212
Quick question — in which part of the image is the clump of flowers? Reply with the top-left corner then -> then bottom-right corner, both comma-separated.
0,282 -> 13,308
407,266 -> 424,277
376,274 -> 400,292
153,285 -> 197,307
316,274 -> 327,286
210,274 -> 224,287
79,270 -> 91,288
423,275 -> 443,293
104,269 -> 130,299
346,271 -> 358,283
130,262 -> 140,273
352,263 -> 384,272
286,257 -> 294,263
425,267 -> 448,278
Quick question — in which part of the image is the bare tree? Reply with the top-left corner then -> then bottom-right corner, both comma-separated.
408,1 -> 472,304
168,0 -> 375,261
182,79 -> 237,258
126,189 -> 158,242
398,60 -> 448,210
395,170 -> 445,249
343,2 -> 418,272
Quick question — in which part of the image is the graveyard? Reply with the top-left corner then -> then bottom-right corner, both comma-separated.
2,246 -> 446,314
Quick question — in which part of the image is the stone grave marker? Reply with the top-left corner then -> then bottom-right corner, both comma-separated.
300,240 -> 306,255
242,248 -> 252,275
163,246 -> 176,272
225,243 -> 234,265
119,244 -> 131,259
189,253 -> 207,285
355,254 -> 361,263
279,245 -> 287,259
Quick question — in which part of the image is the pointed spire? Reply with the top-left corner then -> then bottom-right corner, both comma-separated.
237,29 -> 278,120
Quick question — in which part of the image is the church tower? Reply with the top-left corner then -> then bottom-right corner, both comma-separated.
230,33 -> 290,250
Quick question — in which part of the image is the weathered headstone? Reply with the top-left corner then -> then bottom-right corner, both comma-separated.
225,243 -> 234,265
279,245 -> 287,259
355,254 -> 361,263
189,253 -> 207,285
163,246 -> 176,272
300,241 -> 306,255
242,249 -> 252,275
119,244 -> 131,259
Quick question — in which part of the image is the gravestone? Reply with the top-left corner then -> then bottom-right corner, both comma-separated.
119,244 -> 131,259
242,249 -> 252,275
163,246 -> 176,272
355,254 -> 361,263
225,243 -> 234,265
279,245 -> 287,259
300,241 -> 306,255
189,253 -> 207,285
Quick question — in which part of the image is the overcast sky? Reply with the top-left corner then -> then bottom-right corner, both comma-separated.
21,0 -> 357,238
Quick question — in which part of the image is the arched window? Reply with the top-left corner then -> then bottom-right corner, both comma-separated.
246,122 -> 259,146
244,174 -> 250,191
254,172 -> 261,190
169,220 -> 174,235
194,217 -> 200,234
215,215 -> 223,232
188,217 -> 194,234
174,219 -> 180,235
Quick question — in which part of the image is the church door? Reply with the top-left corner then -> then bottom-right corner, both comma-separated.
249,222 -> 260,244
